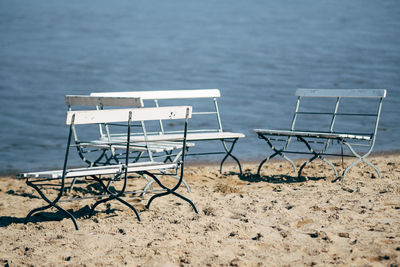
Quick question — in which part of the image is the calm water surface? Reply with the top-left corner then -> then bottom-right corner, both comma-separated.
0,0 -> 399,173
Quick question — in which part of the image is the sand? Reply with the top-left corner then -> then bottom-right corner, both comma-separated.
0,154 -> 399,266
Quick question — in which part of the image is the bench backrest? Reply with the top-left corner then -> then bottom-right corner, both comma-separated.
90,89 -> 224,134
291,89 -> 386,143
65,95 -> 144,139
65,95 -> 142,108
66,106 -> 192,125
65,106 -> 192,164
90,89 -> 221,100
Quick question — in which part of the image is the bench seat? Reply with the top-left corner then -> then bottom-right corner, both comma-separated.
78,140 -> 195,153
107,132 -> 245,142
254,129 -> 372,141
18,161 -> 178,179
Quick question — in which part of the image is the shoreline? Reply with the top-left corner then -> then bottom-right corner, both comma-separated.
0,153 -> 399,265
2,149 -> 400,178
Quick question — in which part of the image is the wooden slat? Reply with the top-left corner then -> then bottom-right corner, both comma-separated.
296,89 -> 387,98
66,106 -> 192,125
65,95 -> 142,107
81,140 -> 195,153
106,131 -> 246,142
91,89 -> 221,100
254,129 -> 372,140
19,162 -> 178,179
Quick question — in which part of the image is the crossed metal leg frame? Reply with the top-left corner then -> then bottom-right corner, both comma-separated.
257,133 -> 381,181
257,134 -> 338,179
88,167 -> 198,221
24,172 -> 140,231
70,143 -> 192,195
24,166 -> 198,231
256,134 -> 298,177
25,177 -> 80,230
88,172 -> 141,223
340,139 -> 381,181
220,139 -> 242,175
105,146 -> 192,196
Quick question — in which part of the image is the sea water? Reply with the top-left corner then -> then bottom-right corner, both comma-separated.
0,0 -> 399,173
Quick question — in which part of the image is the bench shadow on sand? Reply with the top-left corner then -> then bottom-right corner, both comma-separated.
232,171 -> 329,184
0,202 -> 123,228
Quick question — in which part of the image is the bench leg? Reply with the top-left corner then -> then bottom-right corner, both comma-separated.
341,142 -> 381,181
143,171 -> 198,214
25,179 -> 79,230
256,134 -> 297,176
296,136 -> 338,179
89,175 -> 141,221
220,139 -> 242,175
141,170 -> 191,196
69,148 -> 109,192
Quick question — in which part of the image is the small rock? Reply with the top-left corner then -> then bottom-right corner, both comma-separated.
377,255 -> 390,261
203,207 -> 216,216
338,232 -> 350,238
308,231 -> 319,238
229,232 -> 237,237
341,186 -> 354,193
273,187 -> 282,192
230,258 -> 240,267
280,231 -> 288,238
118,228 -> 126,235
252,233 -> 263,241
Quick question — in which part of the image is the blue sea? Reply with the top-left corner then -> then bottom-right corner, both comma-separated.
0,0 -> 399,173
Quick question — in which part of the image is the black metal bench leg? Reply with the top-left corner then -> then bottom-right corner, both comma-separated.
257,134 -> 297,176
25,179 -> 79,230
24,204 -> 52,224
141,171 -> 191,196
143,171 -> 197,213
298,154 -> 318,178
89,175 -> 141,221
220,139 -> 242,175
297,136 -> 338,179
52,204 -> 79,230
257,152 -> 278,176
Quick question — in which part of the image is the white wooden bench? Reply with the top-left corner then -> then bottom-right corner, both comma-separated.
19,106 -> 197,230
254,89 -> 387,181
65,95 -> 194,165
65,95 -> 195,194
91,89 -> 246,174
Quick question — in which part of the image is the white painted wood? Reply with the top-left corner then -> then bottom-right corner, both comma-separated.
65,95 -> 142,107
254,129 -> 372,140
91,89 -> 221,99
19,162 -> 178,179
81,140 -> 195,153
66,106 -> 192,125
107,131 -> 246,142
296,89 -> 387,98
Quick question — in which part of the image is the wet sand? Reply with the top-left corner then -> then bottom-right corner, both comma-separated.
0,154 -> 399,266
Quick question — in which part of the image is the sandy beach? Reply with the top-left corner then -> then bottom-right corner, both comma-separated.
0,154 -> 399,266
